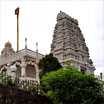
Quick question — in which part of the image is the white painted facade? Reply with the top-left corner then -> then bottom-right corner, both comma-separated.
0,42 -> 44,83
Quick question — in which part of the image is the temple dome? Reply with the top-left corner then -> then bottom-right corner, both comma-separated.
1,41 -> 15,56
5,41 -> 12,48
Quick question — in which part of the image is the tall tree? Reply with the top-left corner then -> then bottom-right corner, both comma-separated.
39,53 -> 62,77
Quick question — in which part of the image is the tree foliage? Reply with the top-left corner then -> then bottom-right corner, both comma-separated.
41,66 -> 104,104
39,53 -> 62,77
0,73 -> 14,86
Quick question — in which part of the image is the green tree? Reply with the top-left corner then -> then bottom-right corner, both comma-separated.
41,66 -> 104,104
0,73 -> 14,86
39,53 -> 62,77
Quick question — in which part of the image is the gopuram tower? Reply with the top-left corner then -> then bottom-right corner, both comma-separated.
51,11 -> 95,74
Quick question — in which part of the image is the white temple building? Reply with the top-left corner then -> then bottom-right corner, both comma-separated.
0,41 -> 44,83
0,10 -> 96,85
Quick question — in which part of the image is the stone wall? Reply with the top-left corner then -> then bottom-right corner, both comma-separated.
0,84 -> 52,104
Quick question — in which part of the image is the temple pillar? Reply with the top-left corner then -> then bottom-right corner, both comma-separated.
34,63 -> 40,83
21,59 -> 26,77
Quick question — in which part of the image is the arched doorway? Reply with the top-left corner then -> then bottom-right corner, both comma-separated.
25,64 -> 36,78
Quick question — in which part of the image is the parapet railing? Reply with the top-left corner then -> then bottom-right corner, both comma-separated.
0,74 -> 39,91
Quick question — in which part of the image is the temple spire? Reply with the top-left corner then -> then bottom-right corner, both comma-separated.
25,38 -> 27,49
36,42 -> 38,53
36,42 -> 38,60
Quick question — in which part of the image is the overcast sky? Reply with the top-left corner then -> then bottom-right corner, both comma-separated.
0,0 -> 104,75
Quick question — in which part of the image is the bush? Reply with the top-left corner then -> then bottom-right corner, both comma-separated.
41,66 -> 104,104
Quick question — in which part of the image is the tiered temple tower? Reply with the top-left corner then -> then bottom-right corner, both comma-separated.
51,11 -> 95,73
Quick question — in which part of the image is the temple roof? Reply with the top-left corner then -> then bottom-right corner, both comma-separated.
57,11 -> 78,25
0,48 -> 44,65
